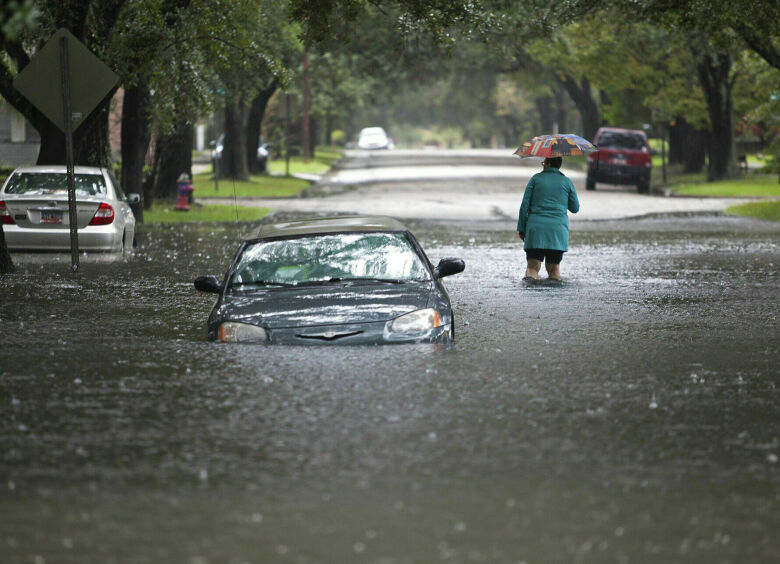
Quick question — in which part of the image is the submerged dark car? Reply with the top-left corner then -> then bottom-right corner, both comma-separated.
194,216 -> 465,344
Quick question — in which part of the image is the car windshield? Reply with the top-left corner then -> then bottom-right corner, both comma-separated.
597,132 -> 646,151
3,172 -> 107,196
230,232 -> 430,289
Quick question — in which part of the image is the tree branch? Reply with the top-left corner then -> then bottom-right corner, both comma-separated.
733,23 -> 780,71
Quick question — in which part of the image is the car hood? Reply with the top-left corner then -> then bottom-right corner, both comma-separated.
220,281 -> 432,329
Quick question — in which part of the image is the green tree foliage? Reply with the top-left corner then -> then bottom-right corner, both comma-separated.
208,0 -> 295,181
289,0 -> 483,48
633,0 -> 780,71
0,0 -> 127,167
274,1 -> 486,149
733,51 -> 780,175
611,0 -> 779,179
0,0 -> 38,40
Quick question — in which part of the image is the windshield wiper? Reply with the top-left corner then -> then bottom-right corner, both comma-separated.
230,280 -> 295,288
292,276 -> 408,287
345,277 -> 408,284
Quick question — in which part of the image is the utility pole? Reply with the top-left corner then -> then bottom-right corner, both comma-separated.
285,93 -> 291,177
302,51 -> 311,162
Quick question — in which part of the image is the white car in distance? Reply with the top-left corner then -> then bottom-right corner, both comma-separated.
357,127 -> 394,150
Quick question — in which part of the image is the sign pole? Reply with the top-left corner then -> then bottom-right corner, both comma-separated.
59,36 -> 79,271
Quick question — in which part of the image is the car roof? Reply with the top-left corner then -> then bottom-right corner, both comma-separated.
596,127 -> 646,137
10,165 -> 107,175
359,127 -> 386,136
252,215 -> 409,239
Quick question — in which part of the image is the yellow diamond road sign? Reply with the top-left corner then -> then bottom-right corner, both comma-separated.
13,28 -> 118,133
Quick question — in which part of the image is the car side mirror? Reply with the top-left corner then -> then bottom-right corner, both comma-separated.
126,193 -> 141,204
433,258 -> 465,279
194,275 -> 222,293
209,140 -> 217,148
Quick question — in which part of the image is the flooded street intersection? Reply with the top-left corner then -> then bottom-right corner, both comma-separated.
1,214 -> 778,563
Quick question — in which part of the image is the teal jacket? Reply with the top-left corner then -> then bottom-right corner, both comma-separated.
516,168 -> 580,251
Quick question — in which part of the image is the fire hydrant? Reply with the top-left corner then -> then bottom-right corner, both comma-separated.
174,173 -> 194,211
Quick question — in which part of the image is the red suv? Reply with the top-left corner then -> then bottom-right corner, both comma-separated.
587,127 -> 652,193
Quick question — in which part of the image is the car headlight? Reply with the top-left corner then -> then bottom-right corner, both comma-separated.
388,308 -> 443,333
218,322 -> 268,343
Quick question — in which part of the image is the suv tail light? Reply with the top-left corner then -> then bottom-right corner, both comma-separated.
0,201 -> 15,225
89,202 -> 115,225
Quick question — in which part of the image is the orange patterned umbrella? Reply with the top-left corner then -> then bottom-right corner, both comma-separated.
514,134 -> 598,158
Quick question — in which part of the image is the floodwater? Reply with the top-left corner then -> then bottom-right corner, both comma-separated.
1,215 -> 778,563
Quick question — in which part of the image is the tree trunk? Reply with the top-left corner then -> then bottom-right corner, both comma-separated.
683,130 -> 707,173
535,96 -> 554,134
669,117 -> 706,173
324,112 -> 332,147
668,119 -> 685,165
221,99 -> 249,181
34,91 -> 116,167
696,51 -> 739,180
558,75 -> 599,141
554,84 -> 568,133
311,117 -> 319,158
121,83 -> 152,222
0,225 -> 13,274
152,121 -> 193,201
246,81 -> 277,174
35,118 -> 66,164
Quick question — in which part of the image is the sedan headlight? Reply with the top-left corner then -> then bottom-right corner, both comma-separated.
218,322 -> 268,343
388,308 -> 443,334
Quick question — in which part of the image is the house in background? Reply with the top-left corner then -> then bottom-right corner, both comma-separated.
0,101 -> 40,167
1,92 -> 210,171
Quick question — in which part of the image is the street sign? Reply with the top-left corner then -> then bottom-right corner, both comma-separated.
13,28 -> 118,133
12,28 -> 119,271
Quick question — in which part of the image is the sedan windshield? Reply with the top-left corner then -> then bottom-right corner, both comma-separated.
3,172 -> 107,196
230,232 -> 430,288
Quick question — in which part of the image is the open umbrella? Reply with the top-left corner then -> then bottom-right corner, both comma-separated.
514,133 -> 598,158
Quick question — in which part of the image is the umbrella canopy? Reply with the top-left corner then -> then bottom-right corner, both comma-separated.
514,134 -> 599,158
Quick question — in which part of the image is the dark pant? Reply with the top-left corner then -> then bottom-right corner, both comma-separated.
526,248 -> 564,264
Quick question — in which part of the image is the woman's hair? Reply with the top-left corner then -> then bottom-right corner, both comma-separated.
544,157 -> 563,169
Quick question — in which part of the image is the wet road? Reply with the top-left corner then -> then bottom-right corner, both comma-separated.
210,178 -> 760,222
1,214 -> 779,563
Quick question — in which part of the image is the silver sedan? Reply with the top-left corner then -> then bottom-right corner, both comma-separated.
0,165 -> 139,252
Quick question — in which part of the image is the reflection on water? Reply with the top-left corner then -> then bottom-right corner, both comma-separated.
1,220 -> 778,563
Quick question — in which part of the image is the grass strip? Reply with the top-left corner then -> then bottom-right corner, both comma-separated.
724,199 -> 780,222
669,175 -> 779,197
143,202 -> 270,223
192,172 -> 309,198
268,150 -> 341,175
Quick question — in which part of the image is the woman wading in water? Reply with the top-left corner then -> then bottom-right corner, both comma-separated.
516,156 -> 580,281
